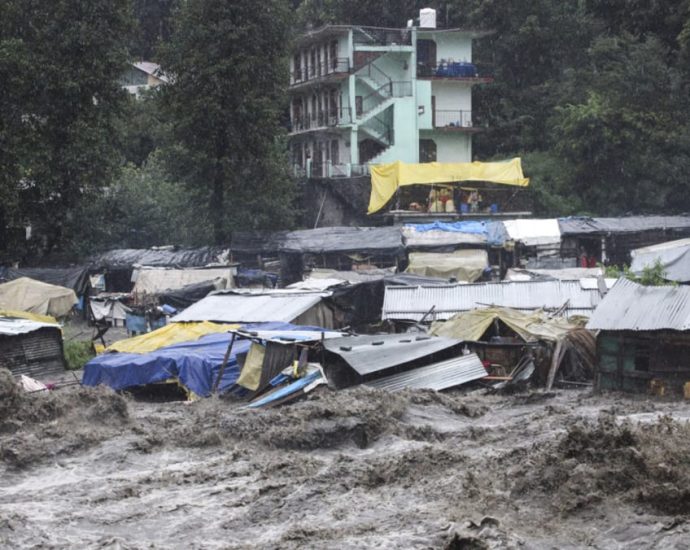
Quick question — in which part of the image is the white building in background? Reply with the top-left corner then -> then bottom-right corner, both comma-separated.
288,9 -> 492,178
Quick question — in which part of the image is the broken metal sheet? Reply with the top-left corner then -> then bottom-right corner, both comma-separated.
323,333 -> 462,376
231,329 -> 345,343
365,353 -> 487,392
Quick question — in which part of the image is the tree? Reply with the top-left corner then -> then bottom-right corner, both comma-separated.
158,0 -> 297,244
0,0 -> 133,260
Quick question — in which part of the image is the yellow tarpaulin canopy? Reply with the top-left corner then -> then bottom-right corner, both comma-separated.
106,321 -> 239,354
430,307 -> 577,343
368,158 -> 530,214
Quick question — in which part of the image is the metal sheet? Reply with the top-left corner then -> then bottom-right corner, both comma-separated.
559,216 -> 690,236
0,318 -> 60,336
630,238 -> 690,283
231,329 -> 345,343
171,292 -> 326,323
365,353 -> 487,391
586,278 -> 690,331
323,333 -> 462,375
0,328 -> 65,380
382,280 -> 605,321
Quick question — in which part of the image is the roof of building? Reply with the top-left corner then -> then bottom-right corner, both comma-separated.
132,61 -> 169,83
171,290 -> 329,323
89,247 -> 229,269
586,278 -> 690,331
503,218 -> 561,246
382,279 -> 608,321
558,216 -> 690,236
323,333 -> 462,376
0,317 -> 60,337
630,238 -> 690,283
231,226 -> 404,256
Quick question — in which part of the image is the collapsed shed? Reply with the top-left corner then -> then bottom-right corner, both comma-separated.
0,317 -> 66,380
322,333 -> 473,389
587,278 -> 690,396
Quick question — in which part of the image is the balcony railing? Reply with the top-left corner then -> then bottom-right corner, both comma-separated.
294,162 -> 372,179
291,57 -> 350,85
352,26 -> 412,47
290,107 -> 353,132
434,110 -> 474,129
417,61 -> 488,79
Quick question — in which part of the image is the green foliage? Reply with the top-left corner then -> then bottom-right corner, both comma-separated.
63,340 -> 96,371
0,0 -> 134,261
158,0 -> 297,244
604,260 -> 674,286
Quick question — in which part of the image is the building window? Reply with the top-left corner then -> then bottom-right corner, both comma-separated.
420,139 -> 437,162
417,39 -> 437,76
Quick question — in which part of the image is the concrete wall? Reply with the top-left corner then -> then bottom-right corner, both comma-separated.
416,80 -> 433,130
423,132 -> 472,163
417,31 -> 473,63
431,80 -> 471,112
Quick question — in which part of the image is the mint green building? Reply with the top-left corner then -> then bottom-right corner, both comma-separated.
288,22 -> 491,178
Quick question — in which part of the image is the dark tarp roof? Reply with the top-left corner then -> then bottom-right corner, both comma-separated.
89,247 -> 228,269
157,280 -> 219,310
558,216 -> 690,236
0,266 -> 90,295
232,226 -> 404,256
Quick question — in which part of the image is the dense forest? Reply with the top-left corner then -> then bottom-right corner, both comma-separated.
1,0 -> 690,262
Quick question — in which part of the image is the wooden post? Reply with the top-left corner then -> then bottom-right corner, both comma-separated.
213,332 -> 236,394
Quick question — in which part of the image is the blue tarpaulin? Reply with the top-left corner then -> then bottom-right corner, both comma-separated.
82,322 -> 322,397
406,220 -> 507,246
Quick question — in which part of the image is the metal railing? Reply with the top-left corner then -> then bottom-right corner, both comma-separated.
291,57 -> 350,84
357,61 -> 392,91
358,80 -> 412,118
352,26 -> 412,47
417,61 -> 480,79
434,110 -> 473,129
290,107 -> 353,132
365,115 -> 393,145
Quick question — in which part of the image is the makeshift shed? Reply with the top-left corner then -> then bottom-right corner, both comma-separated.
382,279 -> 609,322
558,216 -> 690,267
406,250 -> 488,282
131,266 -> 237,295
0,266 -> 89,296
402,220 -> 508,249
0,317 -> 65,380
88,246 -> 229,292
0,277 -> 77,318
587,278 -> 690,396
630,238 -> 690,283
171,290 -> 338,329
83,322 -> 327,397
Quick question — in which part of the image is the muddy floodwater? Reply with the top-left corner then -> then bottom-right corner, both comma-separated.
1,371 -> 689,549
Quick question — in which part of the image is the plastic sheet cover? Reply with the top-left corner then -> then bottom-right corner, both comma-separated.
82,322 -> 324,397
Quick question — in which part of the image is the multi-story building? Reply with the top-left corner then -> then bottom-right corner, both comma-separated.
288,12 -> 491,179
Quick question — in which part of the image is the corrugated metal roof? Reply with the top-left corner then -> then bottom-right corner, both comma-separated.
630,238 -> 690,283
0,318 -> 60,336
365,353 -> 487,391
231,329 -> 344,343
586,278 -> 690,331
382,280 -> 606,321
559,216 -> 690,236
171,292 -> 326,323
323,334 -> 462,375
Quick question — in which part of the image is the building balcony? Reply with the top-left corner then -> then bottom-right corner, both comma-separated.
290,58 -> 350,88
293,162 -> 371,179
289,108 -> 354,135
417,61 -> 493,83
430,110 -> 483,132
